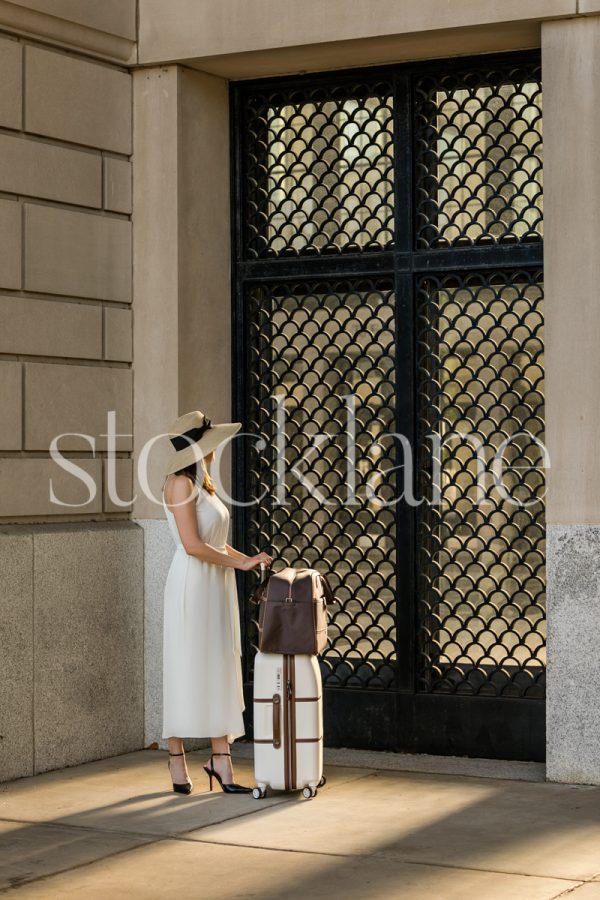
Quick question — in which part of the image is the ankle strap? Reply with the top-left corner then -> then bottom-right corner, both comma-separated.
169,751 -> 185,756
211,752 -> 231,757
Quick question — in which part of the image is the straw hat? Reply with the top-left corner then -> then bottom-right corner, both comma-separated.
164,409 -> 242,478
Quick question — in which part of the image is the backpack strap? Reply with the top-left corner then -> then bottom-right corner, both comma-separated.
248,571 -> 272,604
319,573 -> 336,605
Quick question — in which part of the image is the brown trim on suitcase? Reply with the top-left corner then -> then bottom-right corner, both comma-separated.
295,737 -> 323,742
255,695 -> 320,703
272,693 -> 281,748
312,572 -> 317,654
290,655 -> 297,790
283,654 -> 290,791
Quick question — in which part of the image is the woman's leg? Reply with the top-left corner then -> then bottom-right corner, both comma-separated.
205,735 -> 235,782
167,735 -> 191,784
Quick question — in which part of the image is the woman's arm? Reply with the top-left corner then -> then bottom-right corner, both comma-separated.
166,477 -> 243,569
224,543 -> 250,563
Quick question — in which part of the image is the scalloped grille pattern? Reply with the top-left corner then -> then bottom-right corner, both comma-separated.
242,80 -> 395,258
243,279 -> 399,689
234,52 -> 545,720
414,61 -> 543,248
416,270 -> 545,696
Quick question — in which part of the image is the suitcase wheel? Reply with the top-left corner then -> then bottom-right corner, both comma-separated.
252,786 -> 267,799
318,775 -> 327,788
302,786 -> 317,799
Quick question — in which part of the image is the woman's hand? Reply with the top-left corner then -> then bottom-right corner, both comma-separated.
238,552 -> 273,571
257,550 -> 273,568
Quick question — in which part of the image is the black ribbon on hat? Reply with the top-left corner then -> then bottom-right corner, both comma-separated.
170,417 -> 212,451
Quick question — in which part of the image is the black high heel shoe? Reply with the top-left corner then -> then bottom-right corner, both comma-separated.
203,752 -> 252,794
168,750 -> 193,795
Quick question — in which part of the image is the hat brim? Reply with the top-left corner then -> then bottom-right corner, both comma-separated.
163,422 -> 242,478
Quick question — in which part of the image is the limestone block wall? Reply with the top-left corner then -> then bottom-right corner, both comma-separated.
0,29 -> 142,782
0,34 -> 133,520
0,0 -> 136,65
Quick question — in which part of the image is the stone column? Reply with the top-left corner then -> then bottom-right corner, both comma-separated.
132,65 -> 232,747
177,66 -> 234,505
543,15 -> 600,784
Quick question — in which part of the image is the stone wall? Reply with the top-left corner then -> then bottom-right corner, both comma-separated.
542,16 -> 600,785
0,523 -> 143,782
0,27 -> 142,782
0,33 -> 133,518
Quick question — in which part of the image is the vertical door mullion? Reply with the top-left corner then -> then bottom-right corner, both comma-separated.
394,274 -> 416,692
394,72 -> 416,692
395,71 -> 413,256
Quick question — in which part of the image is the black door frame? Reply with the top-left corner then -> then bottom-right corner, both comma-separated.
229,48 -> 545,761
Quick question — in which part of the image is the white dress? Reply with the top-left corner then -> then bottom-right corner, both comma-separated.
161,477 -> 246,743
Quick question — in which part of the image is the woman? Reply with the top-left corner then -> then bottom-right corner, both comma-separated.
161,409 -> 272,795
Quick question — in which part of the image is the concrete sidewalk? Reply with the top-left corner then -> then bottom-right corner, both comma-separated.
1,743 -> 599,899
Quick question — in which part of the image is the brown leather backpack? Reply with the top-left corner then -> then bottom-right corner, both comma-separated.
249,566 -> 336,655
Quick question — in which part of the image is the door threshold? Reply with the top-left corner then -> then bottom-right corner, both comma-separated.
230,739 -> 546,783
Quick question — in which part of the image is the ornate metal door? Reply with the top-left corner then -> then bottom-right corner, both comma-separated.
230,50 -> 545,760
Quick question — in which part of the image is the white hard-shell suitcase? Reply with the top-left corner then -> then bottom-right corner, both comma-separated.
252,650 -> 326,800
